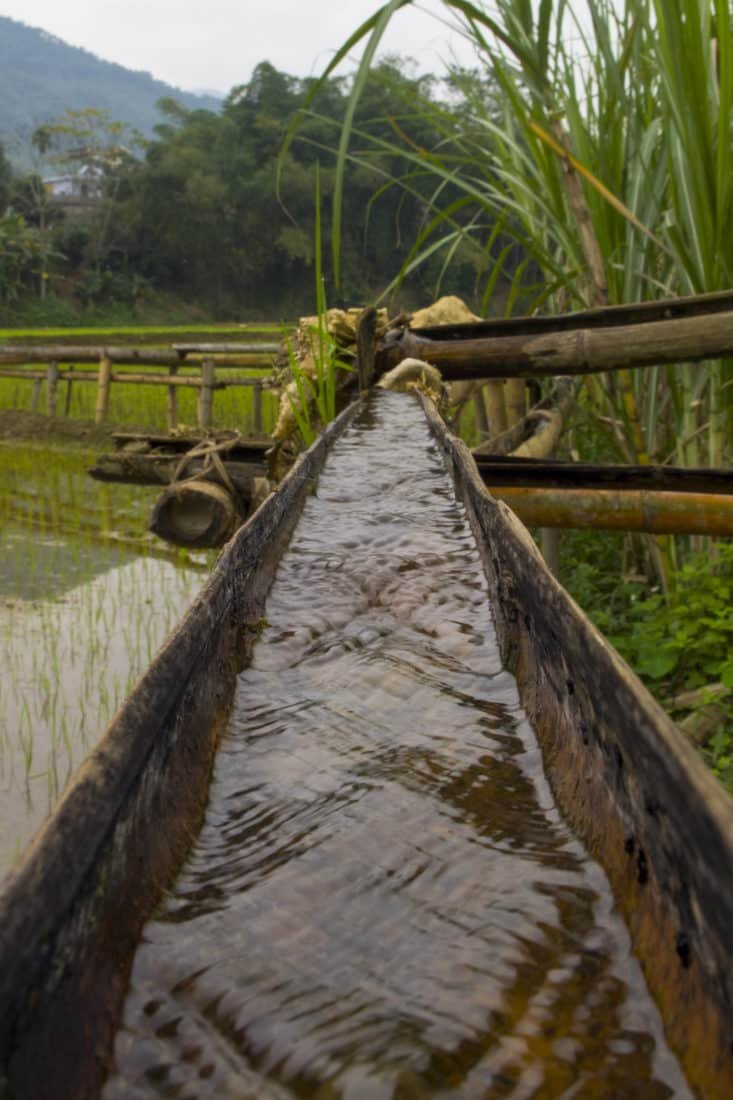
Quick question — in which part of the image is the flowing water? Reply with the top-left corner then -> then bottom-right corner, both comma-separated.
106,393 -> 689,1099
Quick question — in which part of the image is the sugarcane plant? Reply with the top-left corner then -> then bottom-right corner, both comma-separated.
289,0 -> 732,486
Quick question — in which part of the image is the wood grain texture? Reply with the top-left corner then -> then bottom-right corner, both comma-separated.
0,399 -> 363,1100
421,394 -> 733,1100
381,310 -> 733,380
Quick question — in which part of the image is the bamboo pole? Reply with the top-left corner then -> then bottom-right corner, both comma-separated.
46,362 -> 58,417
0,347 -> 274,368
30,378 -> 42,412
505,379 -> 526,426
252,381 -> 263,434
95,355 -> 112,425
198,360 -> 215,428
383,309 -> 733,380
488,487 -> 733,536
167,365 -> 179,433
472,391 -> 490,437
411,287 -> 733,338
540,528 -> 561,575
483,382 -> 507,435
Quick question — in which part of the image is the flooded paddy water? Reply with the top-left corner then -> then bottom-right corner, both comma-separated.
0,443 -> 208,876
106,393 -> 690,1099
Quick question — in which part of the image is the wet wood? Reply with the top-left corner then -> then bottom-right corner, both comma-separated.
0,400 -> 362,1100
421,395 -> 733,1100
3,393 -> 732,1099
487,486 -> 733,535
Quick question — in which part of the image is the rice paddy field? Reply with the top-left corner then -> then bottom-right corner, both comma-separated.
0,325 -> 288,881
0,440 -> 217,877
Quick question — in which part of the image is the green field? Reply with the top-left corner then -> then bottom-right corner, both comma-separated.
0,322 -> 285,433
0,322 -> 288,344
0,367 -> 280,434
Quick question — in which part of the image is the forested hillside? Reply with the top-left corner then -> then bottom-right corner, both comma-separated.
0,16 -> 221,166
0,60 -> 495,321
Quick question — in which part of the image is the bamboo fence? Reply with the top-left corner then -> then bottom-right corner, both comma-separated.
0,342 -> 279,431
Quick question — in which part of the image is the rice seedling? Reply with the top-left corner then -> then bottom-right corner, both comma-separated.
0,442 -> 210,879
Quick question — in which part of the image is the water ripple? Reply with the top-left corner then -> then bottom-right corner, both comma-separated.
106,393 -> 688,1099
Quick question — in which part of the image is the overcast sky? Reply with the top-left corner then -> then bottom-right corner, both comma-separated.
0,1 -> 480,95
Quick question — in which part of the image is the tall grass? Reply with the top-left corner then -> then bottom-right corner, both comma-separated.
301,0 -> 732,477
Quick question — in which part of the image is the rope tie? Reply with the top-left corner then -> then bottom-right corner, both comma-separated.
170,432 -> 242,498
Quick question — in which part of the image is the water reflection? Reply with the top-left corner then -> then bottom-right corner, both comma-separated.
107,393 -> 689,1098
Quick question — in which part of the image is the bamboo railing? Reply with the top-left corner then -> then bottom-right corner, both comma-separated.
0,341 -> 279,431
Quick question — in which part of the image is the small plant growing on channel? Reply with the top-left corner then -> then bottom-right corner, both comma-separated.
284,163 -> 352,446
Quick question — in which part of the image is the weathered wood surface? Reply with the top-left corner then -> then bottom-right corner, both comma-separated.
0,400 -> 362,1100
0,347 -> 273,367
3,393 -> 733,1098
473,456 -> 733,493
171,342 -> 280,354
380,309 -> 733,380
0,327 -> 283,349
486,486 -> 733,535
88,453 -> 264,492
421,395 -> 733,1100
114,431 -> 270,457
408,286 -> 733,340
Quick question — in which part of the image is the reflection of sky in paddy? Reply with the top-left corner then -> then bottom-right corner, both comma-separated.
0,550 -> 205,879
0,522 -> 137,601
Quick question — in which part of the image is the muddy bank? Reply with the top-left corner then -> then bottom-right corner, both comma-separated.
0,410 -> 150,449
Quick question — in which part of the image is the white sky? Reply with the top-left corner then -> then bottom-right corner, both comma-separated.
0,1 -> 481,95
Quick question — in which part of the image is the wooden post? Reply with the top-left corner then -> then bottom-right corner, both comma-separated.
472,391 -> 489,437
30,378 -> 42,413
356,306 -> 378,391
505,379 -> 526,426
46,362 -> 59,417
167,364 -> 179,433
483,381 -> 507,435
198,359 -> 215,428
252,380 -> 263,434
95,355 -> 112,424
64,380 -> 73,417
540,528 -> 561,575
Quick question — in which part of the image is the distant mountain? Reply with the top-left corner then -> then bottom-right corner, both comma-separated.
0,16 -> 222,168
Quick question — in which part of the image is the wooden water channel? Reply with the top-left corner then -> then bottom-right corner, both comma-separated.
1,292 -> 732,1098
